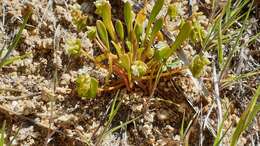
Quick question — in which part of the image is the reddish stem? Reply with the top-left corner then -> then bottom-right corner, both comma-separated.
112,64 -> 131,91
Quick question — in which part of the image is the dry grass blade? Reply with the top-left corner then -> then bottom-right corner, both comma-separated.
221,69 -> 260,89
212,61 -> 223,145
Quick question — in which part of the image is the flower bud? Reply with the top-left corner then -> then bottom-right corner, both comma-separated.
131,61 -> 148,77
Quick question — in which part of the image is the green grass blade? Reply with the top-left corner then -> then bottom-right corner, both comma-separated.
224,0 -> 232,23
105,115 -> 142,135
96,91 -> 121,144
107,94 -> 122,127
221,69 -> 260,88
0,11 -> 32,68
0,121 -> 6,146
203,0 -> 249,51
213,109 -> 229,146
230,85 -> 260,146
220,0 -> 253,80
244,104 -> 260,129
109,91 -> 120,120
217,18 -> 223,68
180,111 -> 185,140
8,125 -> 21,146
229,0 -> 249,19
0,52 -> 31,67
215,122 -> 233,146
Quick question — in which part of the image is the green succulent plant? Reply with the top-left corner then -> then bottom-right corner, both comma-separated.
68,0 -> 200,98
189,54 -> 210,78
65,39 -> 82,56
70,4 -> 88,31
76,74 -> 99,99
167,3 -> 178,19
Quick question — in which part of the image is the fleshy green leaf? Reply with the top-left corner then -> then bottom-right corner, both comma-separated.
171,20 -> 193,51
156,31 -> 164,41
124,2 -> 135,35
119,54 -> 131,73
115,20 -> 124,41
96,20 -> 110,50
89,77 -> 99,98
94,0 -> 117,41
76,74 -> 91,96
146,0 -> 165,35
86,26 -> 97,40
150,17 -> 164,43
134,8 -> 146,42
118,53 -> 132,85
137,47 -> 144,60
125,40 -> 133,53
95,54 -> 107,63
134,23 -> 143,41
191,20 -> 205,44
135,8 -> 146,25
154,41 -> 171,61
145,47 -> 155,59
149,0 -> 164,24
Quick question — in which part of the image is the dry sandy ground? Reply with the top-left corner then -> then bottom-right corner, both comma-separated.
0,0 -> 259,145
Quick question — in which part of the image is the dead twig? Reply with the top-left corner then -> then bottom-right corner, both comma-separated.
3,92 -> 41,101
1,0 -> 6,32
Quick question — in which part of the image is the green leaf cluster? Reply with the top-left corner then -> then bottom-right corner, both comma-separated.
65,39 -> 82,56
167,4 -> 178,19
68,0 -> 201,98
189,55 -> 210,78
76,74 -> 99,99
70,4 -> 88,31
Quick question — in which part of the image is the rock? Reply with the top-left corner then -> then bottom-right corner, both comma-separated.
157,109 -> 170,121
